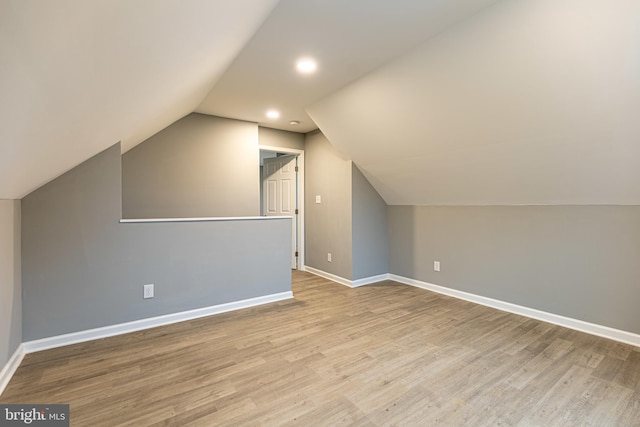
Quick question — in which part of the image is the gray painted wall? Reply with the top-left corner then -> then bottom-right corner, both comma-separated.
388,205 -> 640,334
304,132 -> 352,279
352,165 -> 388,280
122,114 -> 259,218
0,200 -> 21,367
22,143 -> 291,341
259,127 -> 305,151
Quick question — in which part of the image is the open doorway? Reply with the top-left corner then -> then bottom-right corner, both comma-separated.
259,145 -> 305,270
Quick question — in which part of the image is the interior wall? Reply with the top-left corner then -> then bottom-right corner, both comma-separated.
0,200 -> 21,367
304,132 -> 352,279
22,143 -> 291,341
352,165 -> 388,280
388,205 -> 640,334
259,127 -> 305,151
122,113 -> 259,219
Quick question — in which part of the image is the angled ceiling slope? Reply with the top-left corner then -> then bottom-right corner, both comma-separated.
308,0 -> 640,205
197,0 -> 503,134
0,0 -> 279,199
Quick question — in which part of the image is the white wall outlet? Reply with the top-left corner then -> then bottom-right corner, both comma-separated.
143,284 -> 154,299
328,252 -> 332,262
315,195 -> 322,204
434,261 -> 440,272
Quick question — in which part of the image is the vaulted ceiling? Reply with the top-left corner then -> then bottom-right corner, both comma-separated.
0,0 -> 280,198
308,0 -> 640,205
2,0 -> 638,205
196,0 -> 502,133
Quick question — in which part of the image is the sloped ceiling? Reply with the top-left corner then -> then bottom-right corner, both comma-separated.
0,0 -> 504,200
0,0 -> 279,199
308,0 -> 640,205
197,0 -> 502,133
3,0 -> 637,205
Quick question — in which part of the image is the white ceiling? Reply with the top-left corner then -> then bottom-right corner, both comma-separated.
0,0 -> 279,199
196,0 -> 502,133
2,0 -> 638,205
308,0 -> 640,205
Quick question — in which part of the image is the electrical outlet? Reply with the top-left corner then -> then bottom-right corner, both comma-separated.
144,284 -> 154,299
434,261 -> 440,272
328,253 -> 332,262
315,195 -> 322,204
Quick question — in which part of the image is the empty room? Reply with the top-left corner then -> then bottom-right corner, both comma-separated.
1,0 -> 639,425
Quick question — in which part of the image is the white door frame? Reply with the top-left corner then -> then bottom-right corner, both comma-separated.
259,145 -> 305,270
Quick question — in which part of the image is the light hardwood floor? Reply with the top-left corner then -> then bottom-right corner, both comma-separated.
2,271 -> 640,426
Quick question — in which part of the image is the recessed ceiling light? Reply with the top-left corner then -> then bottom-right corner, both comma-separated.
266,110 -> 280,119
289,120 -> 300,126
296,58 -> 317,74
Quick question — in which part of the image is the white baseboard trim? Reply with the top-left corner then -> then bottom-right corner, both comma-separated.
352,274 -> 391,288
303,266 -> 389,288
389,274 -> 640,348
303,266 -> 352,287
22,291 -> 293,354
6,273 -> 639,396
0,344 -> 25,397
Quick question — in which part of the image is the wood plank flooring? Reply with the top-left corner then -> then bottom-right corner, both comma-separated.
2,271 -> 640,426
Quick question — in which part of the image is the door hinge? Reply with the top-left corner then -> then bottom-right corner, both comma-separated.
295,251 -> 299,257
295,166 -> 299,172
295,209 -> 299,215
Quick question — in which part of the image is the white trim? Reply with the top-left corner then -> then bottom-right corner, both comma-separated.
22,291 -> 293,354
303,267 -> 640,347
388,274 -> 640,348
304,266 -> 353,287
120,216 -> 291,223
259,145 -> 305,270
303,266 -> 389,288
258,145 -> 304,153
0,344 -> 25,397
351,274 -> 391,288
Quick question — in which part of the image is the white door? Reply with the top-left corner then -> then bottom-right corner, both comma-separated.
263,155 -> 297,268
